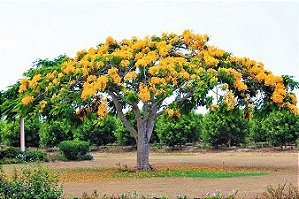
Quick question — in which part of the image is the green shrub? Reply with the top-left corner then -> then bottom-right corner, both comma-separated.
0,147 -> 21,159
0,165 -> 63,199
21,150 -> 48,162
59,140 -> 92,161
201,106 -> 249,148
156,112 -> 202,147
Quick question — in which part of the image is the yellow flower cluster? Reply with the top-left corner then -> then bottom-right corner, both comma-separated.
108,67 -> 122,85
165,108 -> 181,117
223,91 -> 236,110
97,99 -> 108,119
124,71 -> 138,81
19,78 -> 28,93
131,39 -> 148,50
182,29 -> 208,50
182,29 -> 193,45
29,74 -> 41,89
46,72 -> 55,80
106,36 -> 116,45
286,103 -> 298,114
62,61 -> 76,74
135,51 -> 159,68
138,83 -> 151,102
156,41 -> 172,56
207,46 -> 226,58
112,45 -> 133,60
271,83 -> 286,105
219,68 -> 247,91
39,100 -> 47,109
81,76 -> 108,100
21,96 -> 34,105
120,60 -> 130,67
203,52 -> 219,67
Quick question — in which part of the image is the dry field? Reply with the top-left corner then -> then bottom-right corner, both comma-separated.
2,150 -> 298,198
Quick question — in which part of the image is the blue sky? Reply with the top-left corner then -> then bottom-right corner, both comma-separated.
0,1 -> 298,103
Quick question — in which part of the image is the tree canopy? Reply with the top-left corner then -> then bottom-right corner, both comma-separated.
16,30 -> 298,169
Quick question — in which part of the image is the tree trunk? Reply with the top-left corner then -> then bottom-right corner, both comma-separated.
136,124 -> 151,170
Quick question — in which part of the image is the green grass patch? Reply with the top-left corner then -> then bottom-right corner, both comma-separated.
112,169 -> 269,179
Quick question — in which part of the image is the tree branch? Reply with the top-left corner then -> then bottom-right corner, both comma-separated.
107,90 -> 138,140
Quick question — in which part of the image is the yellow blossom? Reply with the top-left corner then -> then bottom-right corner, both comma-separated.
39,100 -> 47,109
97,99 -> 108,119
29,74 -> 42,88
124,71 -> 138,81
21,96 -> 34,105
120,60 -> 130,67
138,83 -> 151,102
105,36 -> 116,45
19,78 -> 28,93
223,91 -> 236,110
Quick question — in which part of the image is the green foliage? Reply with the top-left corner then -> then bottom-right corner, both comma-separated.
59,140 -> 92,161
249,118 -> 267,143
20,150 -> 48,162
0,117 -> 40,147
39,119 -> 73,147
262,109 -> 299,148
0,147 -> 21,159
201,106 -> 249,148
74,114 -> 116,146
0,147 -> 47,164
156,112 -> 202,147
0,165 -> 63,199
114,117 -> 136,146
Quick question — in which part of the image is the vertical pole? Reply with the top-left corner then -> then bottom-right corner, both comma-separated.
20,117 -> 25,151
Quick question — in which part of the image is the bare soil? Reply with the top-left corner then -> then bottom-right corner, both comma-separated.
2,151 -> 298,198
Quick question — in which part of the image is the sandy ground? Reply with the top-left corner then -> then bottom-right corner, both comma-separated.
2,151 -> 298,198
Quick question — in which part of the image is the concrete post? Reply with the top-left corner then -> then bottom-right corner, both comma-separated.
20,117 -> 25,151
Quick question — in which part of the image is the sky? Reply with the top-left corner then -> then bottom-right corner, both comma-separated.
0,1 -> 298,103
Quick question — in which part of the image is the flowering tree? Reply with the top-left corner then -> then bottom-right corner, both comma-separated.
18,30 -> 298,170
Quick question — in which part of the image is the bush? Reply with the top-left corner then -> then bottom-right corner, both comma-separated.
0,165 -> 63,199
59,140 -> 92,161
0,148 -> 47,164
74,114 -> 117,146
201,107 -> 249,148
262,109 -> 299,148
0,147 -> 21,159
39,119 -> 73,147
156,112 -> 202,147
20,150 -> 48,162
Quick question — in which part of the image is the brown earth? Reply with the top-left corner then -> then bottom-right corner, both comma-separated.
2,151 -> 298,198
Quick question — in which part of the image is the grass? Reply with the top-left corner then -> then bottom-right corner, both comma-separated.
111,169 -> 269,179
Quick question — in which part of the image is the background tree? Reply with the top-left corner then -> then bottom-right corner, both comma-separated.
74,114 -> 117,146
156,111 -> 201,147
262,109 -> 299,149
201,104 -> 249,148
17,30 -> 298,170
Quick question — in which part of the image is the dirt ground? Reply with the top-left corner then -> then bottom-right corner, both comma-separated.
2,151 -> 298,198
